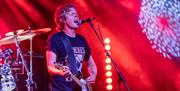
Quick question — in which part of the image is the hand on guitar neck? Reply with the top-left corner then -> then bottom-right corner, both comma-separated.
86,76 -> 96,84
61,66 -> 71,77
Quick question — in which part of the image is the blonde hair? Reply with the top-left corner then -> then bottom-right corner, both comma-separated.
54,4 -> 76,30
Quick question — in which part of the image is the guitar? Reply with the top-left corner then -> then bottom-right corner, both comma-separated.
54,62 -> 93,91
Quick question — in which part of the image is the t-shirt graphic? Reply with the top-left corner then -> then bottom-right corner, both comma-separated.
72,47 -> 85,72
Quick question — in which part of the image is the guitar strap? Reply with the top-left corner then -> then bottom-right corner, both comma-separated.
60,33 -> 78,75
60,33 -> 92,91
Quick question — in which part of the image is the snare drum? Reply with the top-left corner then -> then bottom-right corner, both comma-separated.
0,64 -> 16,91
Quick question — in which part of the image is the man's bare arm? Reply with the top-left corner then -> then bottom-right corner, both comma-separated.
86,55 -> 97,83
46,50 -> 63,75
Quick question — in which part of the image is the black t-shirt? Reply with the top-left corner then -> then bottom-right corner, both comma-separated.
46,31 -> 91,90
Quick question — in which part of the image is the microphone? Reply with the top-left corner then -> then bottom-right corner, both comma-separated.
81,17 -> 95,24
74,17 -> 95,25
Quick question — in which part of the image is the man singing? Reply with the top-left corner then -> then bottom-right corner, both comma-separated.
46,3 -> 97,91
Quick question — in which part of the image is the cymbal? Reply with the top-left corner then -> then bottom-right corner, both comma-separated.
0,34 -> 36,45
0,28 -> 51,45
5,29 -> 24,36
22,28 -> 51,35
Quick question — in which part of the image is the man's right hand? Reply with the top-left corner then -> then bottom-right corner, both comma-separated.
60,66 -> 71,77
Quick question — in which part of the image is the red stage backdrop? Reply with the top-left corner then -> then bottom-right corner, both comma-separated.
0,0 -> 179,91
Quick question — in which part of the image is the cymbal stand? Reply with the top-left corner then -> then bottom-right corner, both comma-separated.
28,27 -> 37,91
14,35 -> 33,91
16,46 -> 25,74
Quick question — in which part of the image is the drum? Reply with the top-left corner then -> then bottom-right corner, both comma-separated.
0,64 -> 16,91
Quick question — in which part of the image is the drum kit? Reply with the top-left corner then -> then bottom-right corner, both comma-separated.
0,27 -> 51,91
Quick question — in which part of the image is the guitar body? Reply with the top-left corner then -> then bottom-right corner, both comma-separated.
86,84 -> 93,91
54,62 -> 93,91
79,79 -> 93,91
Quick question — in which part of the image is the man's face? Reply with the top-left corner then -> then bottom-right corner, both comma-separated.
64,7 -> 80,29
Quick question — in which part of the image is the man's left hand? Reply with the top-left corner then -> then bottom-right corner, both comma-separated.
86,75 -> 96,84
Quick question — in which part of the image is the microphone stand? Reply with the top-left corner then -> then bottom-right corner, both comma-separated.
87,21 -> 131,91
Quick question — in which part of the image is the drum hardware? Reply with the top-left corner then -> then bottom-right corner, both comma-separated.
0,48 -> 16,91
14,29 -> 36,91
22,27 -> 50,91
14,45 -> 25,75
0,30 -> 34,91
5,29 -> 24,37
0,49 -> 23,91
26,27 -> 36,91
0,48 -> 14,69
11,61 -> 22,67
21,27 -> 51,36
0,27 -> 51,45
0,48 -> 13,60
10,60 -> 23,75
24,53 -> 45,59
0,64 -> 16,91
0,27 -> 51,91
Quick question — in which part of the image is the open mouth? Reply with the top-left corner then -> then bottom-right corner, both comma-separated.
74,20 -> 81,26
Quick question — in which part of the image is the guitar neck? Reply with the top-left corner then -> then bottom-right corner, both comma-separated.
70,73 -> 82,87
54,63 -> 83,88
54,63 -> 93,91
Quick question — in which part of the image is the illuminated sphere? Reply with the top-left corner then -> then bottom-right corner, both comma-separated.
106,84 -> 113,90
106,65 -> 112,70
106,78 -> 112,84
106,71 -> 112,77
105,45 -> 111,51
104,37 -> 111,44
105,58 -> 111,63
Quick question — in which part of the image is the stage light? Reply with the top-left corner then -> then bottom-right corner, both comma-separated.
105,58 -> 111,64
106,71 -> 112,77
106,84 -> 113,90
105,45 -> 111,51
104,37 -> 111,44
106,65 -> 112,70
106,78 -> 112,84
104,37 -> 113,90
